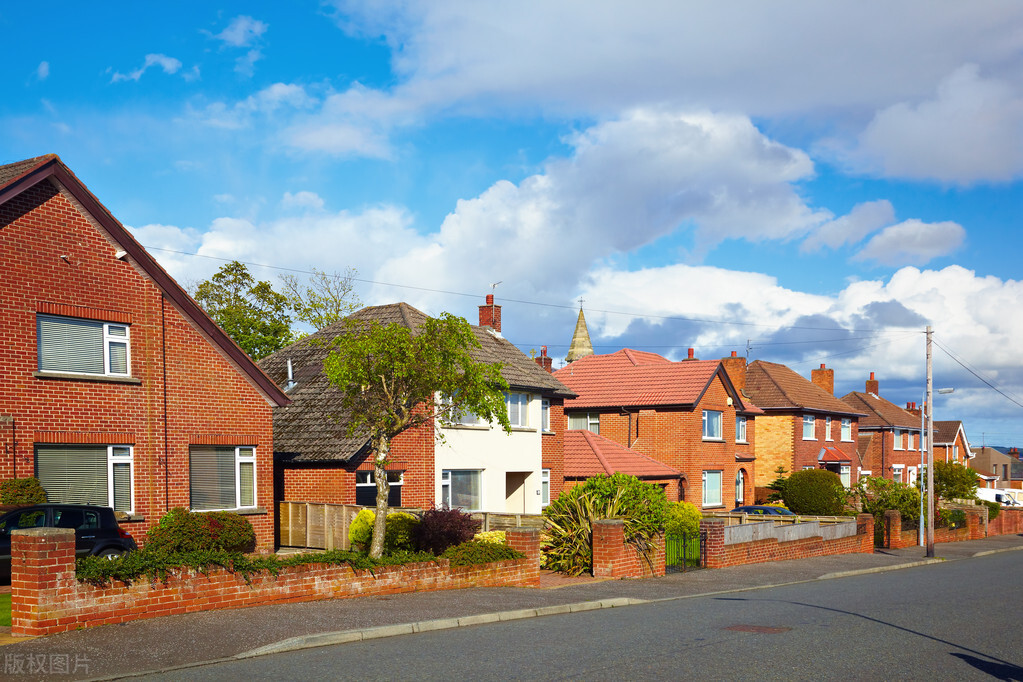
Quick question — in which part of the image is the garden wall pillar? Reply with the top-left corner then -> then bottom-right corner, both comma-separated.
857,513 -> 875,552
505,527 -> 541,586
883,509 -> 900,549
11,528 -> 76,637
699,518 -> 726,569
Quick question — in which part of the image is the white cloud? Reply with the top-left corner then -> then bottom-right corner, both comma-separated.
853,219 -> 966,266
190,83 -> 317,130
281,191 -> 325,211
36,61 -> 49,81
848,65 -> 1023,183
214,16 -> 268,47
801,200 -> 895,253
111,54 -> 184,83
236,49 -> 263,77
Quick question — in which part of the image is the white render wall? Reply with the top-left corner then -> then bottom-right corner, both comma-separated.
435,392 -> 544,514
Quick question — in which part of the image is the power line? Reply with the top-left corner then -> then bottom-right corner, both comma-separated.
933,337 -> 1023,411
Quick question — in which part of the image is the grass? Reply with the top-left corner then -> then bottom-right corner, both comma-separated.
0,593 -> 10,627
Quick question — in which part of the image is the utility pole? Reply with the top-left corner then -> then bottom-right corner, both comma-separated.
926,326 -> 935,558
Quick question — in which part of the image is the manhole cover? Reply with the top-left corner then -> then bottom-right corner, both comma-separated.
723,625 -> 792,634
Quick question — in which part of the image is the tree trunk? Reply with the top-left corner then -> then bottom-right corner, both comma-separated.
368,437 -> 391,559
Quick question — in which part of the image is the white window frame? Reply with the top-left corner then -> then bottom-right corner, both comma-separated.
893,464 -> 904,484
702,470 -> 723,507
840,465 -> 851,488
37,315 -> 131,377
825,417 -> 833,441
803,415 -> 816,440
908,466 -> 917,484
953,445 -> 959,463
735,469 -> 745,505
541,399 -> 551,432
189,445 -> 257,511
506,392 -> 529,427
735,415 -> 747,444
441,469 -> 483,511
541,468 -> 551,506
35,444 -> 135,514
703,410 -> 723,441
355,470 -> 404,506
841,418 -> 853,442
893,429 -> 904,450
568,412 -> 600,434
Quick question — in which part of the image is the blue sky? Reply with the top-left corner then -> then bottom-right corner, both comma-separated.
4,1 -> 1023,446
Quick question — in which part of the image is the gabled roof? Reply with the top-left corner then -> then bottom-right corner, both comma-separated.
259,302 -> 575,462
0,154 -> 289,408
744,361 -> 865,417
841,391 -> 919,430
932,420 -> 972,456
564,430 -> 681,480
554,349 -> 760,413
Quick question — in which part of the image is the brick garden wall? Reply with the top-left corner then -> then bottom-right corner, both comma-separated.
988,508 -> 1023,536
881,506 -> 1015,549
700,514 -> 874,569
11,527 -> 541,637
591,519 -> 665,579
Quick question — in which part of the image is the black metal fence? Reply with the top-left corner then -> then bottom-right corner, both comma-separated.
664,531 -> 706,573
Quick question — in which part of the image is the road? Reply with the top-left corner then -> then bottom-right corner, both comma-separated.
139,551 -> 1023,681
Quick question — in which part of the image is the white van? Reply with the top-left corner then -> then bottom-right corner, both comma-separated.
977,488 -> 1022,506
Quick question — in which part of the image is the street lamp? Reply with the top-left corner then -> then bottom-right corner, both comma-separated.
920,387 -> 954,547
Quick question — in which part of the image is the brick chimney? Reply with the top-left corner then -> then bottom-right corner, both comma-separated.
865,372 -> 879,395
682,348 -> 698,362
535,345 -> 553,373
905,402 -> 922,418
478,294 -> 501,332
720,351 -> 746,393
811,363 -> 834,395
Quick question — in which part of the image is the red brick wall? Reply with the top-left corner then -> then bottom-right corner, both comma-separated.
988,508 -> 1023,536
542,400 -> 566,500
881,507 -> 987,549
591,519 -> 665,578
700,514 -> 874,568
11,527 -> 540,637
1,180 -> 276,550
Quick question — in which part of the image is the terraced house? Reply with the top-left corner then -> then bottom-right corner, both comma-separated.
0,154 -> 288,550
261,297 -> 575,514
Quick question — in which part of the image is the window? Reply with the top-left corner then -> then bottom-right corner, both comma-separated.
840,465 -> 851,488
189,446 -> 256,511
702,470 -> 722,507
568,412 -> 600,434
441,470 -> 481,510
735,416 -> 747,443
841,418 -> 852,441
825,417 -> 833,441
506,392 -> 529,427
893,429 -> 903,450
35,445 -> 134,513
802,415 -> 816,440
541,469 -> 551,506
735,469 -> 746,506
909,466 -> 917,484
541,399 -> 551,432
703,410 -> 723,440
37,315 -> 131,377
953,445 -> 959,463
893,465 -> 904,484
355,471 -> 403,507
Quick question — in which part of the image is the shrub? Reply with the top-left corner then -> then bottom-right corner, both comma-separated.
937,508 -> 967,529
413,506 -> 480,555
0,477 -> 47,505
979,499 -> 1001,522
348,509 -> 420,553
441,539 -> 524,567
541,473 -> 670,576
145,508 -> 255,554
664,501 -> 702,537
473,530 -> 507,544
782,469 -> 847,516
933,462 -> 979,501
765,467 -> 789,502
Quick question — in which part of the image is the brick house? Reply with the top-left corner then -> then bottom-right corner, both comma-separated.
841,373 -> 923,484
0,154 -> 289,551
929,420 -> 973,467
260,297 -> 575,514
970,446 -> 1023,490
553,348 -> 761,510
724,358 -> 865,488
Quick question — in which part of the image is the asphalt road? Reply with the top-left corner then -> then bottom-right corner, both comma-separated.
139,551 -> 1023,681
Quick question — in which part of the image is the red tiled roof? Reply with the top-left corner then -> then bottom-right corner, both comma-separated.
841,391 -> 919,429
555,349 -> 759,412
818,446 -> 851,463
744,360 -> 865,416
564,430 -> 681,480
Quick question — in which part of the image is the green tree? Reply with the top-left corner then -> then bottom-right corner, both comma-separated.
193,261 -> 293,359
781,468 -> 847,515
322,313 -> 510,558
933,461 -> 979,501
280,266 -> 362,330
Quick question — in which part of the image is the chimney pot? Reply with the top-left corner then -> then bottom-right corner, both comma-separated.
870,371 -> 875,380
731,351 -> 737,358
541,345 -> 547,357
820,363 -> 826,369
688,348 -> 694,359
486,294 -> 494,305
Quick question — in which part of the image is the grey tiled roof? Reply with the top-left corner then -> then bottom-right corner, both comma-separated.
0,155 -> 54,189
259,302 -> 574,463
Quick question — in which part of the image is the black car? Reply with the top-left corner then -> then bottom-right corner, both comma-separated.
0,504 -> 137,581
731,505 -> 797,516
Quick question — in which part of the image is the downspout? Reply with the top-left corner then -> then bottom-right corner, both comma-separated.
162,296 -> 170,513
621,407 -> 632,447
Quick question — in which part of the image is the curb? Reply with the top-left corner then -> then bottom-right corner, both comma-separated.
816,558 -> 942,580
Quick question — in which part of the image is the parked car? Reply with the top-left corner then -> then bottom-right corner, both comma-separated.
731,505 -> 797,516
0,504 -> 137,582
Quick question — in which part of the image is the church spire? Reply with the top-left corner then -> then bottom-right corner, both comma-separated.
565,299 -> 594,363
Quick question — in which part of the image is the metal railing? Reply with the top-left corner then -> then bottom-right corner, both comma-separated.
664,531 -> 705,573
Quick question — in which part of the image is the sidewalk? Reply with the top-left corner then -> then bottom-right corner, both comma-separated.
2,534 -> 1021,681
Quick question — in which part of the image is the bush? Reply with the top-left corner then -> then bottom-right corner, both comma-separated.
782,469 -> 847,516
473,530 -> 507,544
979,499 -> 1001,522
145,508 -> 256,554
665,501 -> 702,537
937,508 -> 967,529
933,462 -> 979,501
413,506 -> 480,555
441,539 -> 524,567
348,509 -> 420,554
541,473 -> 670,576
856,476 -> 921,523
0,477 -> 47,505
